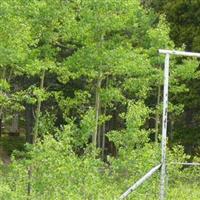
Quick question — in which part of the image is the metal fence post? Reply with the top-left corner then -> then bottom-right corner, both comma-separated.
160,53 -> 170,200
119,164 -> 161,200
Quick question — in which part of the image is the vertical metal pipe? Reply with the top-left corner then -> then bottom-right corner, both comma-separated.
160,53 -> 170,200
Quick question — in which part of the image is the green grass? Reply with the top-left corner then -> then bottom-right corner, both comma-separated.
168,182 -> 200,199
122,171 -> 200,200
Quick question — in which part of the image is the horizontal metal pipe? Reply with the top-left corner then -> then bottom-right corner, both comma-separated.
119,164 -> 161,200
170,162 -> 200,166
159,49 -> 200,58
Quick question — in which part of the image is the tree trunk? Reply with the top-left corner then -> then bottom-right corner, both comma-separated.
101,107 -> 106,159
9,113 -> 19,136
0,111 -> 2,138
92,77 -> 102,147
169,116 -> 174,145
0,68 -> 6,138
97,103 -> 101,148
25,104 -> 34,143
27,166 -> 32,198
28,70 -> 45,197
32,70 -> 45,143
101,77 -> 108,159
0,118 -> 2,138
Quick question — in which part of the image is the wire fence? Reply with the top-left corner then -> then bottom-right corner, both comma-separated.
119,49 -> 200,200
119,164 -> 161,200
119,162 -> 200,200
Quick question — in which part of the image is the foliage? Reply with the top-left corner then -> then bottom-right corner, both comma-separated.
0,136 -> 25,156
0,0 -> 200,199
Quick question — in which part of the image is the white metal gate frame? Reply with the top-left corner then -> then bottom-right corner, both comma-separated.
119,49 -> 200,200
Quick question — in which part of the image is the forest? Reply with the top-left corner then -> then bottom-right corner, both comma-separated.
0,0 -> 200,199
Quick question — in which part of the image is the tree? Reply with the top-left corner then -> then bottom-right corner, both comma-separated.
0,0 -> 32,136
144,0 -> 200,51
147,0 -> 200,155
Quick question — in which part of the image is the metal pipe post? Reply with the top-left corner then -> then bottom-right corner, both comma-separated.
160,53 -> 170,200
159,49 -> 200,58
119,164 -> 161,200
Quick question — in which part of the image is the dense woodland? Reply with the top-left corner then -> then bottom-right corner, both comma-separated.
0,0 -> 200,199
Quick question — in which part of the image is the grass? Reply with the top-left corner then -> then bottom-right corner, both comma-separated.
122,169 -> 200,200
168,182 -> 200,199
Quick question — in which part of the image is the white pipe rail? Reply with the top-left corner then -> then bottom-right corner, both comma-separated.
159,49 -> 200,58
119,164 -> 161,200
158,49 -> 200,200
170,162 -> 200,166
